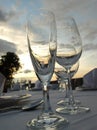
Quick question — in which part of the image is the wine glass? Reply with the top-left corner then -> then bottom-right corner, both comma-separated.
55,62 -> 80,106
55,16 -> 90,114
27,9 -> 68,129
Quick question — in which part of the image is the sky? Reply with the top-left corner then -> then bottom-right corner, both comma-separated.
0,0 -> 97,81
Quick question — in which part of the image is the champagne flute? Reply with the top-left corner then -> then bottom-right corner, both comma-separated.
56,16 -> 90,114
27,9 -> 68,129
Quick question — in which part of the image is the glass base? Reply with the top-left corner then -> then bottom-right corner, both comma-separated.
56,106 -> 90,115
27,113 -> 69,130
57,98 -> 81,106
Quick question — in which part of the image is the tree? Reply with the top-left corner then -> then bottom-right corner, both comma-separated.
0,52 -> 21,92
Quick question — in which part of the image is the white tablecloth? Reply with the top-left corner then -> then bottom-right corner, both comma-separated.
0,89 -> 97,130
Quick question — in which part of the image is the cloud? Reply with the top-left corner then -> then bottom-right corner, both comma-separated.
43,0 -> 97,52
18,69 -> 32,74
0,21 -> 27,55
83,43 -> 97,51
85,30 -> 97,41
0,0 -> 97,78
42,0 -> 91,16
42,0 -> 97,45
0,8 -> 19,22
0,9 -> 7,22
24,69 -> 32,73
0,39 -> 17,55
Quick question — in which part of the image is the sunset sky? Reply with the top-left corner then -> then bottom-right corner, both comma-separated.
0,0 -> 97,81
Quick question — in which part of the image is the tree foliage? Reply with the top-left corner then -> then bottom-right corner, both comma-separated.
0,52 -> 21,91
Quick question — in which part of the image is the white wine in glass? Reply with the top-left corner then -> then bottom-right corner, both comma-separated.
27,9 -> 68,129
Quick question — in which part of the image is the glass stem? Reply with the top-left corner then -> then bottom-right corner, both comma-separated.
64,79 -> 69,98
67,69 -> 75,105
42,84 -> 53,114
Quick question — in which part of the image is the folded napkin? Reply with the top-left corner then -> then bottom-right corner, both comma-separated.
0,96 -> 19,109
0,94 -> 31,109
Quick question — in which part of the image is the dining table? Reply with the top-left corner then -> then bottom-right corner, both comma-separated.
0,88 -> 97,130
